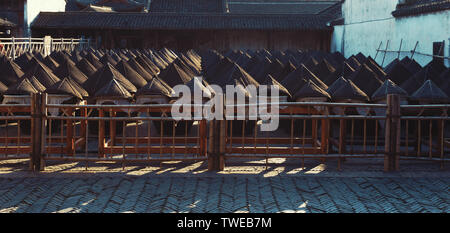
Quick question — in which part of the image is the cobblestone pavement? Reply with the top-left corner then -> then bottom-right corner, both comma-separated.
0,158 -> 448,213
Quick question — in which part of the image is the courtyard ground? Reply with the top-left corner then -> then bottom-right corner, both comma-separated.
0,158 -> 448,213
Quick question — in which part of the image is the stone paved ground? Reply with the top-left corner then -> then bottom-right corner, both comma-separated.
0,158 -> 448,213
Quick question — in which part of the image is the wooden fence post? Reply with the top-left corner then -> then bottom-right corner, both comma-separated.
208,95 -> 225,171
98,108 -> 105,158
384,94 -> 401,172
30,93 -> 46,171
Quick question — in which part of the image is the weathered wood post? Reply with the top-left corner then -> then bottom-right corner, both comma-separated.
208,94 -> 225,171
30,93 -> 46,171
384,94 -> 401,172
98,108 -> 105,157
66,107 -> 74,156
338,109 -> 347,171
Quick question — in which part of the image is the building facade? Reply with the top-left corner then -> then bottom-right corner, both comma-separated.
332,0 -> 450,67
0,0 -> 66,37
32,0 -> 342,51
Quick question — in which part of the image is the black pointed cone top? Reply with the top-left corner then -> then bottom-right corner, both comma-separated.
45,77 -> 84,100
158,63 -> 192,88
185,77 -> 212,99
424,60 -> 447,83
109,52 -> 122,64
364,56 -> 386,81
71,51 -> 84,63
15,52 -> 34,70
249,57 -> 272,83
0,59 -> 24,86
265,59 -> 286,82
332,52 -> 346,64
332,79 -> 369,102
140,54 -> 161,73
204,56 -> 234,82
180,54 -> 201,75
384,58 -> 400,74
83,63 -> 137,96
411,80 -> 449,102
294,64 -> 328,90
127,57 -> 154,81
86,52 -> 104,69
67,78 -> 89,98
233,63 -> 260,88
323,62 -> 355,86
171,57 -> 196,77
281,64 -> 306,95
371,79 -> 408,101
148,53 -> 168,70
23,57 -> 53,73
201,50 -> 223,73
400,57 -> 422,74
312,58 -> 336,81
43,56 -> 60,72
261,74 -> 291,98
33,52 -> 45,62
100,53 -> 118,66
135,56 -> 160,76
303,56 -> 319,70
234,52 -> 252,68
22,61 -> 60,88
136,78 -> 174,97
76,58 -> 98,78
326,76 -> 348,96
349,63 -> 383,96
401,61 -> 444,94
276,61 -> 296,82
293,79 -> 330,100
243,56 -> 262,73
115,60 -> 148,88
51,51 -> 73,64
5,78 -> 39,95
54,59 -> 89,85
117,51 -> 130,62
346,56 -> 361,70
385,59 -> 413,85
355,52 -> 367,64
400,74 -> 424,95
27,76 -> 46,93
94,78 -> 132,99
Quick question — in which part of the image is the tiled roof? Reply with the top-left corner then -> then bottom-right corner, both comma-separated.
392,0 -> 450,17
67,0 -> 145,12
228,0 -> 340,15
0,13 -> 18,27
149,0 -> 225,13
32,11 -> 336,30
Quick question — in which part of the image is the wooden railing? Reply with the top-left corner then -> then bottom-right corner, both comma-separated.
0,36 -> 91,59
0,93 -> 448,172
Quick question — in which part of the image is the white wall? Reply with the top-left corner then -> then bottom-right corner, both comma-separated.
25,0 -> 67,36
332,0 -> 450,67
